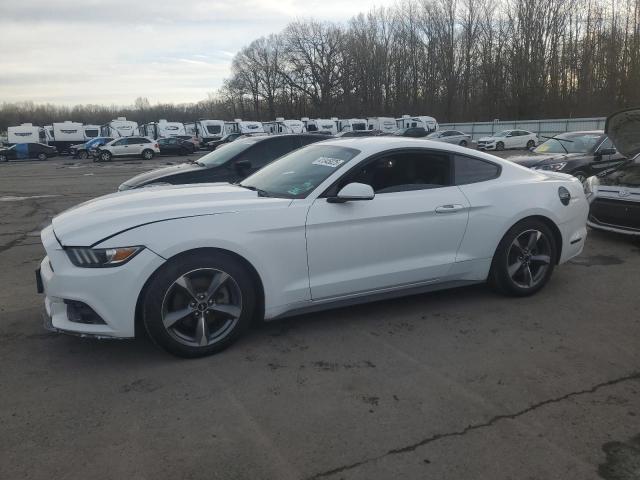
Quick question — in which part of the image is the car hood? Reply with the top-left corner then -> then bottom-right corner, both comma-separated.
606,108 -> 640,158
52,183 -> 288,246
119,162 -> 204,189
478,136 -> 500,142
508,152 -> 583,168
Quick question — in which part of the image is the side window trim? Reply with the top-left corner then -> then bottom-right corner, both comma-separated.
454,153 -> 502,185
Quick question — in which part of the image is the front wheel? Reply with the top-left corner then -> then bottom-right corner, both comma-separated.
526,140 -> 535,149
142,149 -> 154,160
78,150 -> 88,160
142,251 -> 257,357
495,141 -> 505,151
99,151 -> 112,162
37,153 -> 47,161
489,219 -> 557,296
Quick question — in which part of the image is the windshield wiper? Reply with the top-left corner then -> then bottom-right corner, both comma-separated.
237,184 -> 273,197
540,135 -> 575,154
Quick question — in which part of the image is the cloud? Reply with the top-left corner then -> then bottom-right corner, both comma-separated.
0,0 -> 395,106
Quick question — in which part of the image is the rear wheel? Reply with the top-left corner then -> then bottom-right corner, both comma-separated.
496,141 -> 505,151
526,140 -> 535,149
142,251 -> 257,357
142,149 -> 154,160
37,153 -> 47,161
489,219 -> 556,296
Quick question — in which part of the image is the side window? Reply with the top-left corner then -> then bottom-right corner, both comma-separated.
113,139 -> 126,146
598,137 -> 614,152
454,155 -> 500,185
341,151 -> 452,194
234,143 -> 270,167
266,137 -> 297,160
127,138 -> 140,145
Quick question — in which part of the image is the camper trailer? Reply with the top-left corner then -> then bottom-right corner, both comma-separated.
302,118 -> 338,135
395,115 -> 439,132
49,121 -> 86,152
367,117 -> 397,134
225,119 -> 265,135
263,118 -> 306,134
7,123 -> 47,145
100,117 -> 139,138
139,119 -> 186,139
185,119 -> 226,145
336,118 -> 367,133
83,125 -> 101,139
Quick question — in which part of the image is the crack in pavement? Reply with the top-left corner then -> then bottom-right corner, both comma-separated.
306,371 -> 640,479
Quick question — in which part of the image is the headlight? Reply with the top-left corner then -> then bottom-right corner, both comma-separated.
536,162 -> 567,172
583,175 -> 599,196
66,246 -> 143,268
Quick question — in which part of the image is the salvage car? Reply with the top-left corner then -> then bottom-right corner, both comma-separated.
0,142 -> 57,162
509,131 -> 626,183
157,137 -> 196,156
585,108 -> 640,236
69,137 -> 114,159
95,137 -> 160,161
427,130 -> 472,147
118,134 -> 327,190
37,137 -> 588,357
477,130 -> 538,151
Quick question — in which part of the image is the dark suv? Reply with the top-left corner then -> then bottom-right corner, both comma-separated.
509,131 -> 626,182
118,134 -> 330,190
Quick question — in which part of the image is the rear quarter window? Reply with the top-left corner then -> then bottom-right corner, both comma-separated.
455,155 -> 501,184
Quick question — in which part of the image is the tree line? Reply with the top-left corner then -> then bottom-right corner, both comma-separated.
1,0 -> 638,132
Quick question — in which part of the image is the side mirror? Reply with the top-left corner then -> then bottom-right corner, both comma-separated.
327,182 -> 375,203
598,148 -> 616,156
235,160 -> 251,171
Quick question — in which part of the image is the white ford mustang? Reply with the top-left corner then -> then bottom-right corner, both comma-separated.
38,137 -> 588,357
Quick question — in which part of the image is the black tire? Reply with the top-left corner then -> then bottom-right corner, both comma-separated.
0,154 -> 7,162
78,150 -> 88,160
142,251 -> 257,358
459,139 -> 468,147
489,218 -> 557,297
37,153 -> 47,161
142,149 -> 154,160
496,141 -> 505,151
526,140 -> 535,149
573,171 -> 587,183
99,151 -> 112,162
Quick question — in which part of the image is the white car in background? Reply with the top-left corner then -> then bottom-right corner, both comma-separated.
477,130 -> 539,151
95,136 -> 160,161
37,137 -> 588,357
427,130 -> 472,147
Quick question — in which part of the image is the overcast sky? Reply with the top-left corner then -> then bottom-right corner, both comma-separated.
0,0 -> 394,106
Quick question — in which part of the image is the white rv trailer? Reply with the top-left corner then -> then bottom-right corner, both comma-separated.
396,115 -> 439,132
49,121 -> 86,152
44,125 -> 54,142
83,125 -> 101,139
7,123 -> 47,144
336,118 -> 368,133
140,120 -> 186,139
302,118 -> 338,135
263,118 -> 306,134
100,117 -> 139,138
367,117 -> 397,133
225,119 -> 265,135
185,119 -> 226,144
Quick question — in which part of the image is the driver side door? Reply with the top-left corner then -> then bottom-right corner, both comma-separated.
305,149 -> 470,300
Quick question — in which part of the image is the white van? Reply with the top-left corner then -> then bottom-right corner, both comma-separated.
367,117 -> 397,134
7,123 -> 47,144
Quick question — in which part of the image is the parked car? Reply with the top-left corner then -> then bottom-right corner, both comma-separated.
69,137 -> 114,160
585,107 -> 640,236
335,130 -> 382,137
118,134 -> 329,190
509,131 -> 626,183
175,135 -> 200,150
427,130 -> 472,147
38,137 -> 588,357
95,137 -> 160,162
157,137 -> 196,156
205,133 -> 242,150
0,143 -> 57,162
477,130 -> 539,151
393,127 -> 429,138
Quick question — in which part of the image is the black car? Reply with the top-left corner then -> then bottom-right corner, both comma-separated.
118,134 -> 329,191
205,132 -> 242,150
393,127 -> 428,138
157,137 -> 196,155
69,137 -> 114,159
335,130 -> 382,137
509,131 -> 626,182
0,143 -> 57,162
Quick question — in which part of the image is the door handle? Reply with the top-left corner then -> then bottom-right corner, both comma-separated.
435,204 -> 465,214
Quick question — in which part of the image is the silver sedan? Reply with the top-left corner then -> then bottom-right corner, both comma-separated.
427,130 -> 472,147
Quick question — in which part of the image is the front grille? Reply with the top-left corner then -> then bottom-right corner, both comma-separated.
589,198 -> 640,231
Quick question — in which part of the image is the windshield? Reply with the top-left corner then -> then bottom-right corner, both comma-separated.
493,131 -> 509,137
534,132 -> 603,154
240,144 -> 360,199
198,138 -> 257,167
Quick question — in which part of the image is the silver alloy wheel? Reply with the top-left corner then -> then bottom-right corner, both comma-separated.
161,268 -> 242,347
507,229 -> 552,289
100,152 -> 111,161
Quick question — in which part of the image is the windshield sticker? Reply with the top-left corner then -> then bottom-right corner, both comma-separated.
312,157 -> 345,168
